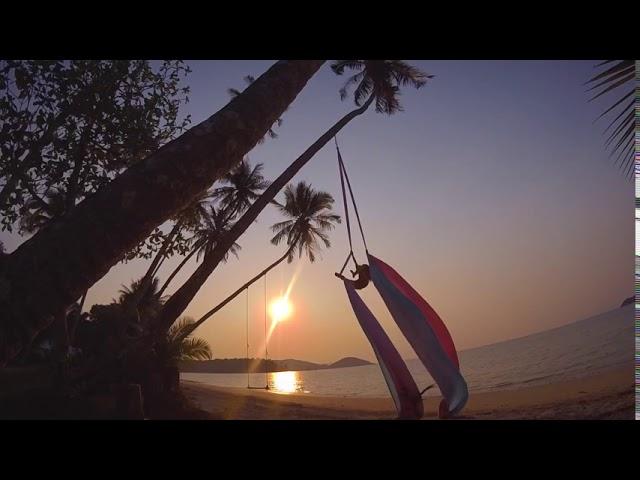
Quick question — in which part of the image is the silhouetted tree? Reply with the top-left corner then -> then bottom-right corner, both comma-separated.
0,60 -> 323,365
175,182 -> 340,340
155,60 -> 430,332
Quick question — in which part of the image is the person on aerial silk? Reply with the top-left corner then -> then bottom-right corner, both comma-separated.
335,263 -> 370,290
333,137 -> 468,419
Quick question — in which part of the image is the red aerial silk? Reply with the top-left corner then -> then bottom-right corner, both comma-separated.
343,281 -> 423,419
367,253 -> 468,418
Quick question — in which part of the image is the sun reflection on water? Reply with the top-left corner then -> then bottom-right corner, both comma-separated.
269,371 -> 305,394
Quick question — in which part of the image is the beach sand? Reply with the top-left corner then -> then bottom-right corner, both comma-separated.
181,366 -> 634,420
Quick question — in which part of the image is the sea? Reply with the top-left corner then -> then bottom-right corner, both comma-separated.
181,304 -> 635,398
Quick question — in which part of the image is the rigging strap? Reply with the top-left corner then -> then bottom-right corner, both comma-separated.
335,137 -> 369,254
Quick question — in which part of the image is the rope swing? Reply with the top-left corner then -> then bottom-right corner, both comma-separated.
246,272 -> 269,390
335,136 -> 369,276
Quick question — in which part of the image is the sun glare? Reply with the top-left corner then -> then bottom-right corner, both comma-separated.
269,297 -> 293,323
270,371 -> 300,394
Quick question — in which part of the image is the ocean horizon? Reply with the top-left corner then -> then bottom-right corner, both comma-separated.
181,304 -> 634,397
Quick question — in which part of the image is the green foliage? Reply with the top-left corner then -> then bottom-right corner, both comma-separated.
167,317 -> 212,361
0,60 -> 192,258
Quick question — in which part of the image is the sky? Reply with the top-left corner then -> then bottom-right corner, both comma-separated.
1,60 -> 633,364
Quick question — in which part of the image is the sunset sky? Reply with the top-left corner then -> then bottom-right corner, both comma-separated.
1,60 -> 633,364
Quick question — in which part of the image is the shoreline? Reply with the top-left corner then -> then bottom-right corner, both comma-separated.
181,366 -> 635,420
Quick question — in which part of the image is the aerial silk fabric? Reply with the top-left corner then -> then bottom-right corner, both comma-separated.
343,281 -> 423,419
367,253 -> 468,417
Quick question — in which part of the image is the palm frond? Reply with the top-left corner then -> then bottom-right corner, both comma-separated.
587,60 -> 636,179
271,182 -> 340,262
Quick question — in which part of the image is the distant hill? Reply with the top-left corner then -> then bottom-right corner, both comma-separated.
328,357 -> 373,369
180,356 -> 373,374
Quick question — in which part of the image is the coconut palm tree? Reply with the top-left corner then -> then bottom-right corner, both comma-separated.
118,277 -> 167,322
175,182 -> 339,341
132,189 -> 215,310
586,60 -> 636,179
157,204 -> 241,297
166,317 -> 212,361
270,181 -> 340,262
211,159 -> 271,219
155,60 -> 430,332
1,60 -> 324,365
157,158 -> 267,297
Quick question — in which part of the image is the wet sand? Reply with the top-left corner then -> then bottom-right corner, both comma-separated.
181,366 -> 634,420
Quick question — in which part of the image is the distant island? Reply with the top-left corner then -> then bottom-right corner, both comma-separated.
180,356 -> 374,374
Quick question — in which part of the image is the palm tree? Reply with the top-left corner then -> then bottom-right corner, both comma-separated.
157,158 -> 267,297
211,159 -> 271,219
269,182 -> 340,262
133,189 -> 214,310
157,204 -> 241,297
1,60 -> 324,366
586,60 -> 636,178
155,60 -> 430,332
166,317 -> 212,361
175,182 -> 339,341
118,277 -> 167,323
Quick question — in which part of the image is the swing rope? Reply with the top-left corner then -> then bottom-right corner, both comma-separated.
264,272 -> 269,389
335,136 -> 369,275
246,274 -> 270,390
246,287 -> 249,388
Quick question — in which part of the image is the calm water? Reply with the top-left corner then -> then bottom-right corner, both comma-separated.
181,304 -> 634,397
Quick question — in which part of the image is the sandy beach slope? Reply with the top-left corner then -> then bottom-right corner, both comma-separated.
181,366 -> 634,420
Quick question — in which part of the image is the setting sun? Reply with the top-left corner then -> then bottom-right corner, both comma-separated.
269,297 -> 293,323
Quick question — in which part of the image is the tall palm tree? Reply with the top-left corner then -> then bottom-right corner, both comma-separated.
586,60 -> 636,178
175,182 -> 339,341
166,317 -> 212,361
118,277 -> 167,323
156,60 -> 430,332
133,189 -> 214,310
1,60 -> 324,366
270,181 -> 340,262
157,204 -> 240,297
210,159 -> 271,220
157,158 -> 267,297
192,205 -> 242,263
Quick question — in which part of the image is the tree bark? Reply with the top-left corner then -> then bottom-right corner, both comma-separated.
0,60 -> 325,366
156,95 -> 375,332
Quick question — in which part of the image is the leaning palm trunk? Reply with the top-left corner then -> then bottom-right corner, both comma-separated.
176,241 -> 298,342
0,60 -> 324,366
67,290 -> 88,347
129,219 -> 186,309
156,94 -> 375,332
144,219 -> 184,285
157,239 -> 205,297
